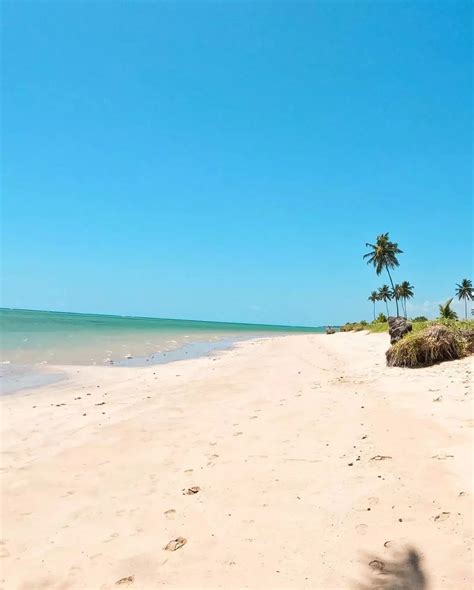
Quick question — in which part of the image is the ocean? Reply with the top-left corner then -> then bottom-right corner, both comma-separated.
0,308 -> 324,367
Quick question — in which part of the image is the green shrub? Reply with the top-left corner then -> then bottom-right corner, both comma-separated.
369,322 -> 389,333
340,321 -> 369,332
374,313 -> 387,323
412,316 -> 428,322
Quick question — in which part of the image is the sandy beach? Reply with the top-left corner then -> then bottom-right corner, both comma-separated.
1,332 -> 472,589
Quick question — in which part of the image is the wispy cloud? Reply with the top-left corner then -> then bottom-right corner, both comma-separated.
406,297 -> 469,318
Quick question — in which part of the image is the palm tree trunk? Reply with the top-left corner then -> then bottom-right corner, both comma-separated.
373,301 -> 375,321
385,266 -> 399,316
465,298 -> 467,320
385,300 -> 389,316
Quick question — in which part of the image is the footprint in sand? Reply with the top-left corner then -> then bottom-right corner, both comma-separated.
356,524 -> 368,535
368,497 -> 379,506
0,544 -> 10,558
104,532 -> 119,543
115,575 -> 134,585
164,509 -> 176,519
207,453 -> 219,467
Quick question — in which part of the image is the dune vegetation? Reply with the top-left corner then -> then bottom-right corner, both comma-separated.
386,323 -> 470,368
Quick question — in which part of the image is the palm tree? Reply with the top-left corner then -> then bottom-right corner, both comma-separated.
392,284 -> 403,317
399,281 -> 415,318
368,291 -> 379,321
438,298 -> 458,320
378,284 -> 392,317
455,279 -> 473,319
364,233 -> 403,316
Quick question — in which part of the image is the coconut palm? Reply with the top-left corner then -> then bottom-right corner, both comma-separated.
368,291 -> 379,321
363,233 -> 403,316
392,284 -> 403,317
378,284 -> 392,317
399,281 -> 415,318
438,298 -> 458,320
455,278 -> 473,319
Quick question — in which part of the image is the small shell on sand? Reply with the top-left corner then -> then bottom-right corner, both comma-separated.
164,537 -> 187,551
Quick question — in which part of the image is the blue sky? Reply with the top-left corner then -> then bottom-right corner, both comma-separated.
1,1 -> 472,325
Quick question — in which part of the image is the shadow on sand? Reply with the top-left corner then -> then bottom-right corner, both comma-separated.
355,546 -> 427,590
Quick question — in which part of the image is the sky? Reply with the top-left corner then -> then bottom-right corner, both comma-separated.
1,1 -> 472,326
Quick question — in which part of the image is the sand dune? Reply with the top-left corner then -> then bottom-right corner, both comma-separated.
1,333 -> 472,589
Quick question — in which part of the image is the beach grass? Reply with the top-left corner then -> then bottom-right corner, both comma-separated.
340,318 -> 474,335
386,323 -> 469,367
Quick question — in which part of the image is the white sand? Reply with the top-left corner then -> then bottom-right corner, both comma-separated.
1,332 -> 472,589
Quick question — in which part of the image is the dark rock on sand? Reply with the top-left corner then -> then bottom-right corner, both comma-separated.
388,316 -> 412,345
183,486 -> 200,495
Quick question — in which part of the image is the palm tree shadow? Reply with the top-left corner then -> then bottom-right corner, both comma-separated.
355,546 -> 427,590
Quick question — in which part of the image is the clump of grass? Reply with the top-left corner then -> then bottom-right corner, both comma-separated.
341,318 -> 474,339
386,324 -> 468,368
368,321 -> 388,333
341,320 -> 407,334
340,321 -> 369,332
460,327 -> 474,353
411,318 -> 474,334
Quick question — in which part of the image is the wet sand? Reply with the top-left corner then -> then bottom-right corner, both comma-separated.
0,336 -> 247,395
0,364 -> 66,396
1,332 -> 472,589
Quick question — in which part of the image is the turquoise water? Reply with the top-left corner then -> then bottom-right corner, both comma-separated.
0,308 -> 323,366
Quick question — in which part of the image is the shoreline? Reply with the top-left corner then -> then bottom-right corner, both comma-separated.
1,332 -> 472,589
0,334 -> 266,395
1,307 -> 324,369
